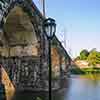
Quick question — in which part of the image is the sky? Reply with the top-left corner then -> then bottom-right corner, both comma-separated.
33,0 -> 100,58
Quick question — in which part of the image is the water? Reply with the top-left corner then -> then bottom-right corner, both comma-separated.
5,74 -> 100,100
63,74 -> 100,100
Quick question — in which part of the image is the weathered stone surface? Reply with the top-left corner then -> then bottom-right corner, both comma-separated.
0,47 -> 9,57
9,45 -> 38,57
4,6 -> 38,46
51,47 -> 60,77
0,4 -> 49,91
2,66 -> 15,100
1,56 -> 42,89
0,32 -> 6,46
0,0 -> 72,92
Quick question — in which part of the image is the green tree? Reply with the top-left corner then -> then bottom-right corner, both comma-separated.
80,49 -> 89,60
89,48 -> 96,53
87,50 -> 97,66
95,52 -> 100,64
87,50 -> 100,66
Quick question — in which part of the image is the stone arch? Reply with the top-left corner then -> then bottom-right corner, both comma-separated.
4,6 -> 38,45
0,0 -> 48,90
0,0 -> 42,57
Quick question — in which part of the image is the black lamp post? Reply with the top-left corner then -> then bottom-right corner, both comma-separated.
43,18 -> 56,100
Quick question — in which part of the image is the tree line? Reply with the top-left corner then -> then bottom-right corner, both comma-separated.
75,48 -> 100,66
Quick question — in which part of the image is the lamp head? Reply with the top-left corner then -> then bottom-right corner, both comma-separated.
43,18 -> 56,39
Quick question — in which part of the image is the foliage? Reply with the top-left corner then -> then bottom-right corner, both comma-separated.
80,49 -> 89,60
95,52 -> 100,64
73,48 -> 100,74
89,48 -> 97,53
70,67 -> 100,75
75,48 -> 100,66
87,50 -> 97,66
70,64 -> 85,74
70,67 -> 85,74
87,50 -> 100,66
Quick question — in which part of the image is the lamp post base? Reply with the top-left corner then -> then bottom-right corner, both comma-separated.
0,83 -> 6,100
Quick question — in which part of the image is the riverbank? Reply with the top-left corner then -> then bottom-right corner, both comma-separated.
70,67 -> 100,74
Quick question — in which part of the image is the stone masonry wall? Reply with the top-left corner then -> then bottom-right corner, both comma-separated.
0,56 -> 44,90
0,2 -> 70,91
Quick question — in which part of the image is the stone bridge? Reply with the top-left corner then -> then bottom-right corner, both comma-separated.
0,0 -> 72,92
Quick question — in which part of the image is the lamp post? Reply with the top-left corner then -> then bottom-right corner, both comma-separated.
43,18 -> 56,100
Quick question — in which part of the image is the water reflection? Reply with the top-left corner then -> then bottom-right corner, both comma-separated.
12,91 -> 49,100
4,74 -> 100,100
64,74 -> 100,100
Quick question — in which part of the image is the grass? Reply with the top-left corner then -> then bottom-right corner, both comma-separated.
70,67 -> 100,75
70,68 -> 85,74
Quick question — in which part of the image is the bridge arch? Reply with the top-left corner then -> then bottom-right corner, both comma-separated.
0,0 -> 72,92
4,6 -> 39,56
0,0 -> 43,57
0,0 -> 48,90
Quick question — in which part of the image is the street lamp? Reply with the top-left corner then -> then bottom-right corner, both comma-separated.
43,18 -> 56,100
43,18 -> 56,39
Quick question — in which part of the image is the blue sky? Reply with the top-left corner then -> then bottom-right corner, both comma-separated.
33,0 -> 100,58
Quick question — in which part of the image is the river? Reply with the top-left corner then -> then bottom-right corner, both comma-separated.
53,74 -> 100,100
5,74 -> 100,100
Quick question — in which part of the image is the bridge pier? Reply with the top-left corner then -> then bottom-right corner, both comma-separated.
0,1 -> 72,99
